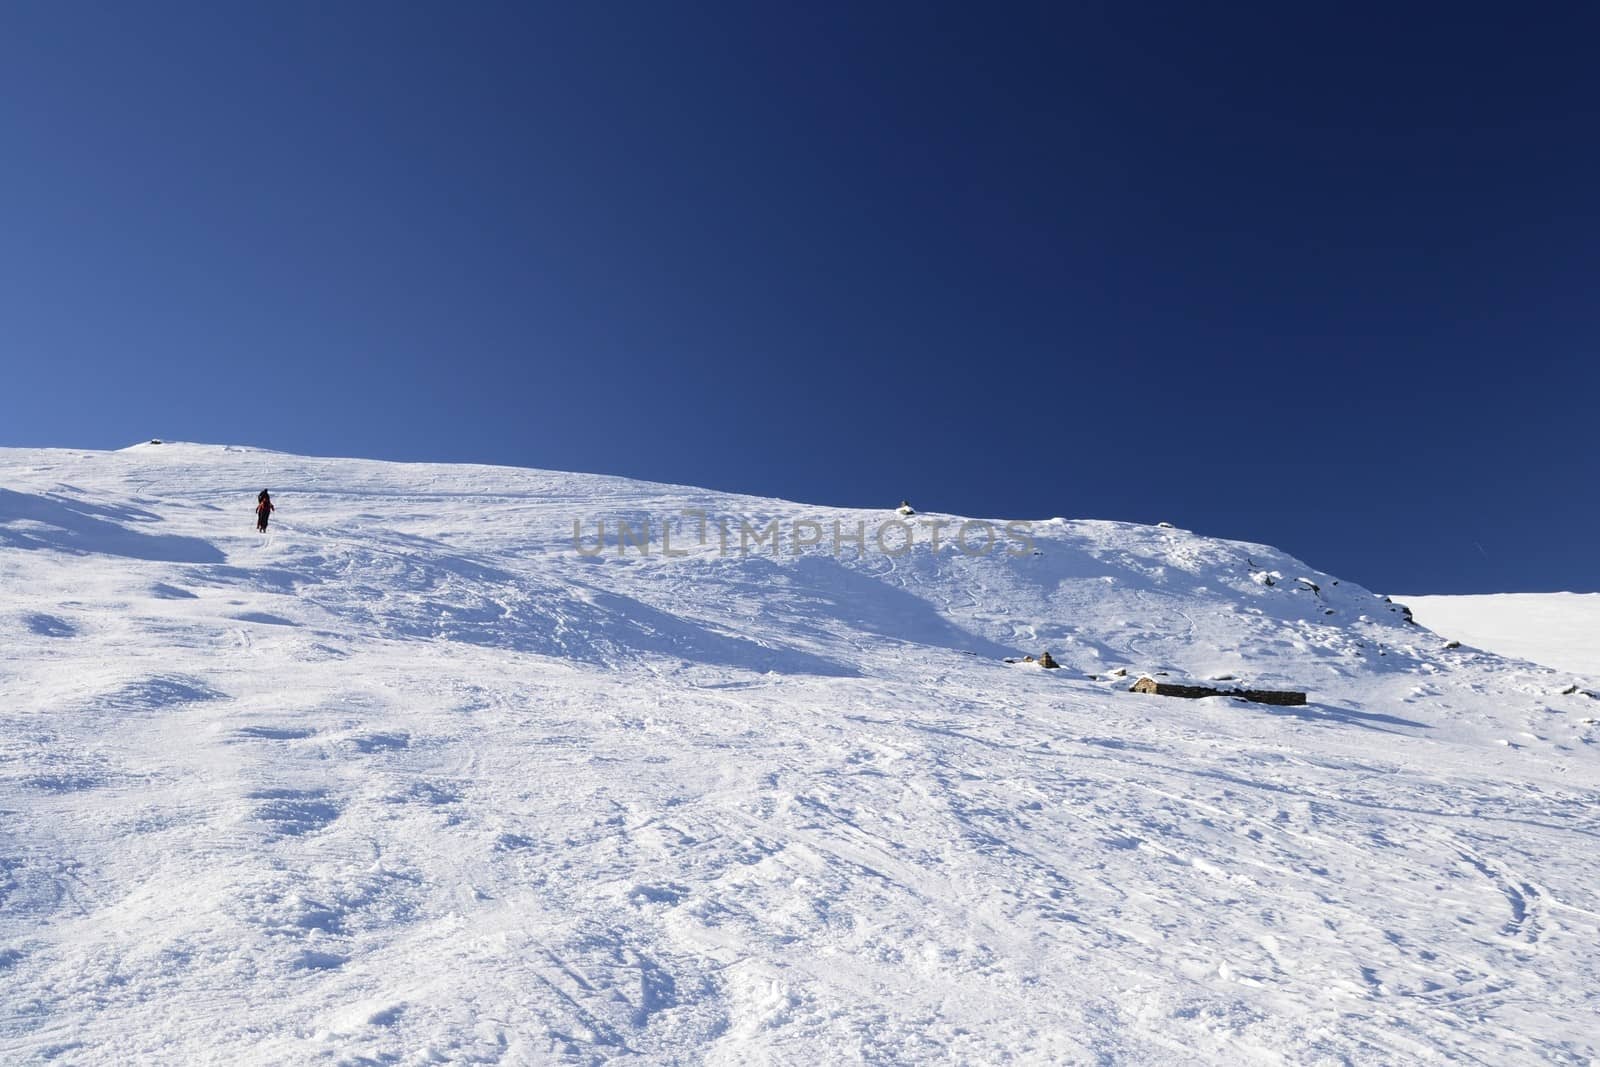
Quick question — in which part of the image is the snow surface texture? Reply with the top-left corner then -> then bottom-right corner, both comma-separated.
1397,593 -> 1600,676
2,442 -> 1597,1065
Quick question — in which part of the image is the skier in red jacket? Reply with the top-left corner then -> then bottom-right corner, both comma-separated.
255,490 -> 275,533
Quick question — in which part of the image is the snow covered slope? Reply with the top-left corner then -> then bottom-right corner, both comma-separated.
2,442 -> 1597,1064
1396,593 -> 1600,676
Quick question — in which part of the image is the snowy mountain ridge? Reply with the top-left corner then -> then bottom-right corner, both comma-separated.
2,443 -> 1597,1064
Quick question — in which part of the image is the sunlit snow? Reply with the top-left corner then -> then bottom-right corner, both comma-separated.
2,443 -> 1596,1063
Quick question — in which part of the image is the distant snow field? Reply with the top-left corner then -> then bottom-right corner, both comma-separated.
2,443 -> 1597,1064
1397,593 -> 1600,676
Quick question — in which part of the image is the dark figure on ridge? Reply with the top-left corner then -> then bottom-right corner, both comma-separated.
255,490 -> 275,533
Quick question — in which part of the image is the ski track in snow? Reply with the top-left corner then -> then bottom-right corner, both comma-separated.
1,443 -> 1598,1064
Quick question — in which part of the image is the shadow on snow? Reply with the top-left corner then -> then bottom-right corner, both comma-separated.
0,489 -> 223,564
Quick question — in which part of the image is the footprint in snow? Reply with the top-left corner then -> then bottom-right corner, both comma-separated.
232,612 -> 298,627
23,771 -> 112,793
249,788 -> 343,836
350,732 -> 410,753
233,725 -> 317,742
23,613 -> 77,638
629,883 -> 689,906
291,949 -> 348,971
93,675 -> 226,713
386,781 -> 461,806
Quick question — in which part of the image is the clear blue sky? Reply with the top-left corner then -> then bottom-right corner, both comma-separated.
2,2 -> 1594,593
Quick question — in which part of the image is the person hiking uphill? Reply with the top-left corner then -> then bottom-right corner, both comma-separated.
255,490 -> 275,533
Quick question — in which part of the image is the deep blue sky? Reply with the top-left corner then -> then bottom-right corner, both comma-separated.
2,2 -> 1595,593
